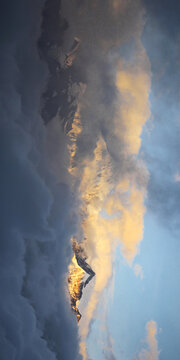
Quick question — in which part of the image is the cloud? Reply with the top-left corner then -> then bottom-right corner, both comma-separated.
144,0 -> 180,40
144,117 -> 180,233
0,1 -> 81,359
174,173 -> 180,182
141,0 -> 180,236
134,264 -> 144,280
76,50 -> 150,359
102,326 -> 116,360
58,2 -> 151,358
104,338 -> 116,360
136,321 -> 160,360
35,1 -> 152,358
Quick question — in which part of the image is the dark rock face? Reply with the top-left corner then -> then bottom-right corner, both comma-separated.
76,255 -> 95,288
68,239 -> 95,322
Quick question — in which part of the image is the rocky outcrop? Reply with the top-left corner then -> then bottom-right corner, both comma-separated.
68,239 -> 95,322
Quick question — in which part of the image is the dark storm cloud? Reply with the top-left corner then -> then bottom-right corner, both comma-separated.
0,1 -> 81,359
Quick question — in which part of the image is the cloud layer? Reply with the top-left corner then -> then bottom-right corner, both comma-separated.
58,1 -> 151,358
0,1 -> 81,359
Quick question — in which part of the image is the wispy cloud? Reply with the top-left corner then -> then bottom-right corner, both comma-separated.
134,264 -> 144,279
174,173 -> 180,182
136,321 -> 160,360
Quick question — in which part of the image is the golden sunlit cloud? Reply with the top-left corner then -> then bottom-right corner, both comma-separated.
65,3 -> 151,358
116,55 -> 151,155
67,41 -> 151,358
136,321 -> 160,360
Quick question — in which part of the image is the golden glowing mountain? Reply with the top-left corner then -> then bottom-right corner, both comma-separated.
68,238 -> 95,322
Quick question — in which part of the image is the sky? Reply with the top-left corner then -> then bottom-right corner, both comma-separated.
0,1 -> 180,360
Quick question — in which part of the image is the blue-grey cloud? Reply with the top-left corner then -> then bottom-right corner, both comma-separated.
0,1 -> 81,359
144,0 -> 180,40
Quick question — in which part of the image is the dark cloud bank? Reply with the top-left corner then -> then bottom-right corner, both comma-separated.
0,1 -> 81,359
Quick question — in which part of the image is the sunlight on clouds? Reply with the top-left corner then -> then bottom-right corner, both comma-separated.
136,321 -> 160,360
67,24 -> 151,360
105,185 -> 146,264
77,76 -> 150,355
116,45 -> 151,155
68,51 -> 151,358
